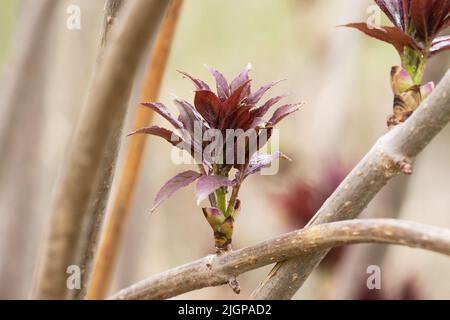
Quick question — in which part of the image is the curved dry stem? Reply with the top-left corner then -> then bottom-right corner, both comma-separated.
70,0 -> 126,300
109,219 -> 450,300
86,0 -> 184,300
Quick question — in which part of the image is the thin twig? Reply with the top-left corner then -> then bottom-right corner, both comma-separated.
251,69 -> 450,299
33,0 -> 170,299
86,0 -> 183,300
109,219 -> 450,300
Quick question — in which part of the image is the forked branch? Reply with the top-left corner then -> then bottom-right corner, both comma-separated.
109,219 -> 450,300
251,70 -> 450,299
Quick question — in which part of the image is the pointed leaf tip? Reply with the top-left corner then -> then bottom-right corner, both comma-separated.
230,63 -> 252,93
244,151 -> 291,178
141,102 -> 183,129
268,102 -> 304,126
177,70 -> 211,91
127,125 -> 183,148
246,79 -> 286,105
204,64 -> 230,101
151,170 -> 201,213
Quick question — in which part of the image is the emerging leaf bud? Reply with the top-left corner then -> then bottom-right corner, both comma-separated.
420,82 -> 435,100
391,66 -> 414,95
202,207 -> 226,231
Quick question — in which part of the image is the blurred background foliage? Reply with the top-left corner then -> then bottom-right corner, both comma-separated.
0,0 -> 17,71
0,0 -> 449,300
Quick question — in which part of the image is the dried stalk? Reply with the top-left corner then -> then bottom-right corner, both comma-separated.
251,69 -> 450,299
86,0 -> 184,300
34,0 -> 170,299
109,219 -> 450,300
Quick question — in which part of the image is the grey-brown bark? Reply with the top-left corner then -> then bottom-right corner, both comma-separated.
33,0 -> 170,299
329,57 -> 450,300
109,219 -> 450,300
251,70 -> 450,299
69,0 -> 125,300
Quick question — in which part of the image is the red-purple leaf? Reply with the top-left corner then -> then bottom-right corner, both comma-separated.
251,94 -> 287,118
432,1 -> 450,34
244,151 -> 291,178
412,0 -> 450,41
248,117 -> 267,129
151,170 -> 201,212
178,70 -> 211,91
222,80 -> 251,112
438,15 -> 450,34
194,90 -> 221,126
383,26 -> 420,50
128,125 -> 182,147
430,35 -> 450,56
205,65 -> 229,101
195,175 -> 235,204
343,23 -> 419,53
246,79 -> 284,105
410,0 -> 434,43
218,81 -> 252,129
268,103 -> 303,126
171,99 -> 206,159
230,63 -> 251,93
224,104 -> 253,130
375,0 -> 406,29
174,99 -> 206,135
141,102 -> 183,129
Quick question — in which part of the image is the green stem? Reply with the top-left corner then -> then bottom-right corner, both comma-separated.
403,46 -> 427,85
412,58 -> 426,85
216,188 -> 227,215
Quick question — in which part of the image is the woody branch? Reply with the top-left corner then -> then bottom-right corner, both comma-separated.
251,69 -> 450,299
109,219 -> 450,300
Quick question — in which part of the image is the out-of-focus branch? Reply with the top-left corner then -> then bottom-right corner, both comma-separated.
251,70 -> 450,300
0,0 -> 57,299
68,0 -> 126,300
98,0 -> 124,49
0,0 -> 55,168
86,0 -> 184,300
33,0 -> 170,299
329,56 -> 450,300
109,219 -> 450,300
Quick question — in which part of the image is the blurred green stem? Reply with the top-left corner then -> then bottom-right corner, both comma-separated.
403,47 -> 427,84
